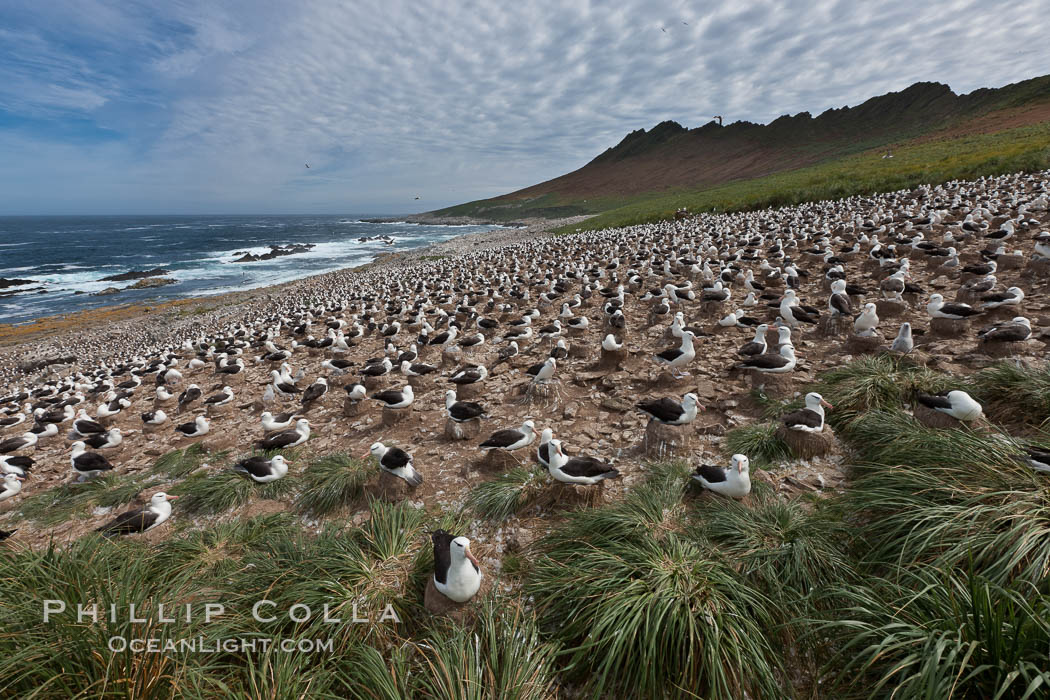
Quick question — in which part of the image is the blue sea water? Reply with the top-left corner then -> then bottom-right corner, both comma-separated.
0,216 -> 499,324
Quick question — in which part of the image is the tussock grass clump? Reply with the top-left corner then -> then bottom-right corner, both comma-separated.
411,599 -> 561,700
846,409 -> 1023,475
752,389 -> 803,420
525,468 -> 783,699
150,442 -> 211,478
816,568 -> 1050,699
967,360 -> 1050,425
695,483 -> 855,614
217,500 -> 429,651
466,466 -> 551,521
815,354 -> 950,431
294,452 -> 371,518
12,473 -> 159,526
849,463 -> 1050,586
337,599 -> 560,700
0,536 -> 227,697
844,409 -> 1050,585
156,513 -> 299,583
171,467 -> 297,515
725,421 -> 790,466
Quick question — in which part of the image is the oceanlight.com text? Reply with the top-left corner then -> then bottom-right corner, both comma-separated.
107,636 -> 335,654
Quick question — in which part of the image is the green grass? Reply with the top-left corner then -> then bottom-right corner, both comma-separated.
550,122 -> 1050,233
295,452 -> 371,517
694,483 -> 855,614
844,410 -> 1050,586
724,421 -> 790,467
149,443 -> 212,478
7,350 -> 1050,698
11,472 -> 161,526
170,466 -> 297,515
814,568 -> 1050,699
524,464 -> 785,699
967,360 -> 1050,425
465,466 -> 552,521
814,354 -> 951,431
0,503 -> 480,699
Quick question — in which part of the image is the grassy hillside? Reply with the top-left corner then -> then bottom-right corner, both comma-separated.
427,75 -> 1050,228
555,120 -> 1050,233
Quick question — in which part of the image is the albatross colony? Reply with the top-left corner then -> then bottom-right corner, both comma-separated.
1,169 -> 1049,549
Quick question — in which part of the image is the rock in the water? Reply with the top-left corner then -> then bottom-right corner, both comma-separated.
126,277 -> 177,290
0,277 -> 38,289
99,268 -> 170,282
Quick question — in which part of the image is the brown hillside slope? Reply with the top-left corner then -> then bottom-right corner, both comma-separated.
453,75 -> 1050,206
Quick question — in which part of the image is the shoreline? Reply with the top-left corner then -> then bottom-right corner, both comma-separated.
362,213 -> 531,227
0,215 -> 592,379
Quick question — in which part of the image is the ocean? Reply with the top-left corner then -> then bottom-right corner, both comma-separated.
0,216 -> 499,325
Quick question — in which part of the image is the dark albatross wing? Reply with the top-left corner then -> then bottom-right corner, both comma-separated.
737,340 -> 765,356
693,464 -> 728,483
782,407 -> 822,429
233,456 -> 273,478
916,392 -> 952,410
829,293 -> 851,315
74,418 -> 105,434
449,400 -> 485,421
562,456 -> 620,479
97,508 -> 157,536
301,384 -> 326,403
939,303 -> 981,318
636,397 -> 684,423
432,530 -> 455,584
738,353 -> 789,369
480,429 -> 524,449
258,429 -> 299,450
381,447 -> 411,470
75,452 -> 113,471
656,347 -> 684,362
372,389 -> 404,404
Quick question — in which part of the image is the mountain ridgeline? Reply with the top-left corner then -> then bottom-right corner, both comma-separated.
428,74 -> 1050,225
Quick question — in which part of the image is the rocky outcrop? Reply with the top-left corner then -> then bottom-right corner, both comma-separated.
126,277 -> 177,290
232,244 -> 315,263
0,278 -> 37,289
94,287 -> 121,296
99,268 -> 170,282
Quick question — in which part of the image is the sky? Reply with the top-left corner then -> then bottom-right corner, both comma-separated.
0,0 -> 1046,215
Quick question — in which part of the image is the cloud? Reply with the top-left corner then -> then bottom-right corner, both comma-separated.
0,0 -> 1048,214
